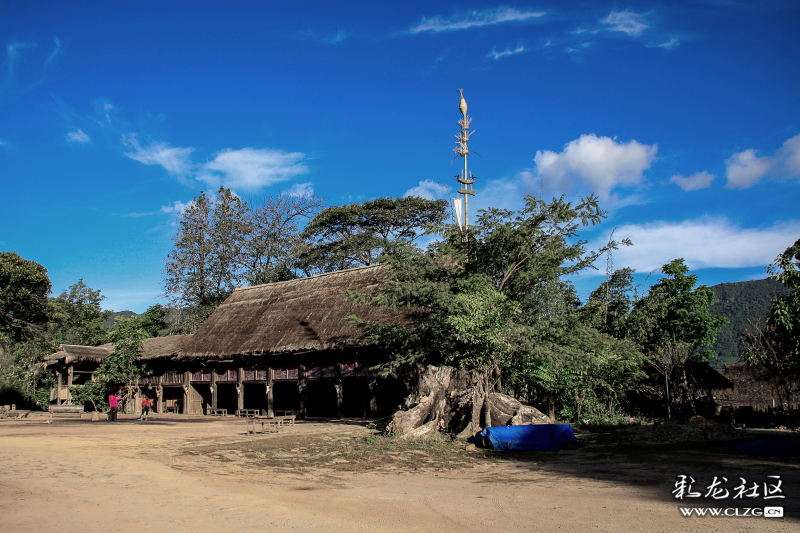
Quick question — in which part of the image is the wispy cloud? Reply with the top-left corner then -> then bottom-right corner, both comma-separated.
591,217 -> 800,273
669,171 -> 716,191
287,182 -> 314,197
655,37 -> 679,49
404,180 -> 450,200
601,9 -> 650,36
197,148 -> 309,191
66,129 -> 91,143
122,133 -> 195,178
488,43 -> 525,60
724,133 -> 800,189
44,37 -> 61,68
565,41 -> 594,54
534,134 -> 658,200
406,7 -> 545,34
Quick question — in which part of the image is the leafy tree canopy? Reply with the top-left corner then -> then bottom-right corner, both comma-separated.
300,196 -> 447,273
49,279 -> 112,347
0,252 -> 51,344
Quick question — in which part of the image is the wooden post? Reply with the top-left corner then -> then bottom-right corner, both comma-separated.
298,365 -> 306,419
211,369 -> 218,411
183,371 -> 191,414
157,373 -> 164,414
369,370 -> 378,418
56,372 -> 62,406
237,367 -> 244,412
335,363 -> 344,418
267,367 -> 274,417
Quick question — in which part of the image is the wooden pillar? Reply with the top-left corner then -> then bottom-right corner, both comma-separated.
56,372 -> 62,405
157,373 -> 164,414
369,370 -> 378,418
237,367 -> 244,412
266,368 -> 274,417
183,371 -> 191,414
335,363 -> 344,418
298,365 -> 306,419
211,370 -> 218,411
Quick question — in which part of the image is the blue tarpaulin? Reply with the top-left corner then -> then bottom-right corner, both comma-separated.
726,439 -> 800,457
470,424 -> 577,453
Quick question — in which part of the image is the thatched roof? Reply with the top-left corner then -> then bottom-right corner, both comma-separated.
179,264 -> 410,360
46,335 -> 191,365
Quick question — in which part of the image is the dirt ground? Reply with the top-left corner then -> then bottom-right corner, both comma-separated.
1,413 -> 797,532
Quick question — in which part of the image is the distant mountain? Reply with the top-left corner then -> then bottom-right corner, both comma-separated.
706,278 -> 790,370
104,310 -> 138,328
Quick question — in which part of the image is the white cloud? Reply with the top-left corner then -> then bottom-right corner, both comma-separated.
773,133 -> 800,179
404,180 -> 450,200
122,133 -> 194,178
725,133 -> 800,189
601,9 -> 650,36
669,171 -> 716,191
160,200 -> 192,215
488,44 -> 525,60
534,134 -> 658,199
197,147 -> 309,191
656,37 -> 679,49
565,41 -> 594,53
287,182 -> 314,197
725,149 -> 772,189
592,217 -> 800,274
407,7 -> 545,33
66,129 -> 91,143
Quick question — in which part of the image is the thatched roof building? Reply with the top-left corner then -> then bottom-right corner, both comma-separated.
46,335 -> 190,365
179,264 -> 410,360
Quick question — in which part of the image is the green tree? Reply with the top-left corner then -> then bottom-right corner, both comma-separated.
348,195 -> 633,391
49,279 -> 112,346
139,304 -> 169,338
627,259 -> 728,415
300,196 -> 448,273
580,267 -> 636,338
741,238 -> 800,407
71,316 -> 149,412
0,252 -> 51,343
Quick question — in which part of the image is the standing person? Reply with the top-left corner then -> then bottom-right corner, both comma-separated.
139,396 -> 151,421
108,393 -> 121,422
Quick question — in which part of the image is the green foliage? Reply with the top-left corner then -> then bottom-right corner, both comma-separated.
72,316 -> 150,411
0,252 -> 51,343
48,279 -> 112,347
348,194 -> 645,421
163,187 -> 325,333
628,259 -> 728,364
139,304 -> 169,337
580,267 -> 636,338
742,238 -> 800,405
300,196 -> 448,273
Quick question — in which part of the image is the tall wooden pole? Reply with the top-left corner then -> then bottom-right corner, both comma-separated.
455,88 -> 476,232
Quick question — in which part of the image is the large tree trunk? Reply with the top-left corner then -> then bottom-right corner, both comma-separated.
384,365 -> 552,438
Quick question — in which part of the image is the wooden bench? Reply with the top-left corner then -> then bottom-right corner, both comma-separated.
276,414 -> 296,426
0,409 -> 30,419
49,405 -> 84,418
235,409 -> 259,418
209,408 -> 227,416
246,417 -> 283,434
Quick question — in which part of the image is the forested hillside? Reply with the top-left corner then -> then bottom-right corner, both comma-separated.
707,278 -> 789,369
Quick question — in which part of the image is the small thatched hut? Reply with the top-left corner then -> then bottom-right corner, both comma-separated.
47,265 -> 414,417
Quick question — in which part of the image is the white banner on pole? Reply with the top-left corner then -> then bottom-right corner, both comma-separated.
453,198 -> 463,230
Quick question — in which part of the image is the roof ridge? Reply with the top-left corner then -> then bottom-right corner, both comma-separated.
233,264 -> 385,292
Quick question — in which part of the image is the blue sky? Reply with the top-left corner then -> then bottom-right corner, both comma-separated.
2,1 -> 799,312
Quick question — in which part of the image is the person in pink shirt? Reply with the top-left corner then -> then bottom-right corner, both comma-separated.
108,393 -> 122,422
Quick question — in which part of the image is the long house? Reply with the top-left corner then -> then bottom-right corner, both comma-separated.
46,265 -> 414,417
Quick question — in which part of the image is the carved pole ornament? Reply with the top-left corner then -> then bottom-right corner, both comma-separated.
453,88 -> 476,232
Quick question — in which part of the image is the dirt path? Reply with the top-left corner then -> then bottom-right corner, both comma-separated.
0,414 -> 796,532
